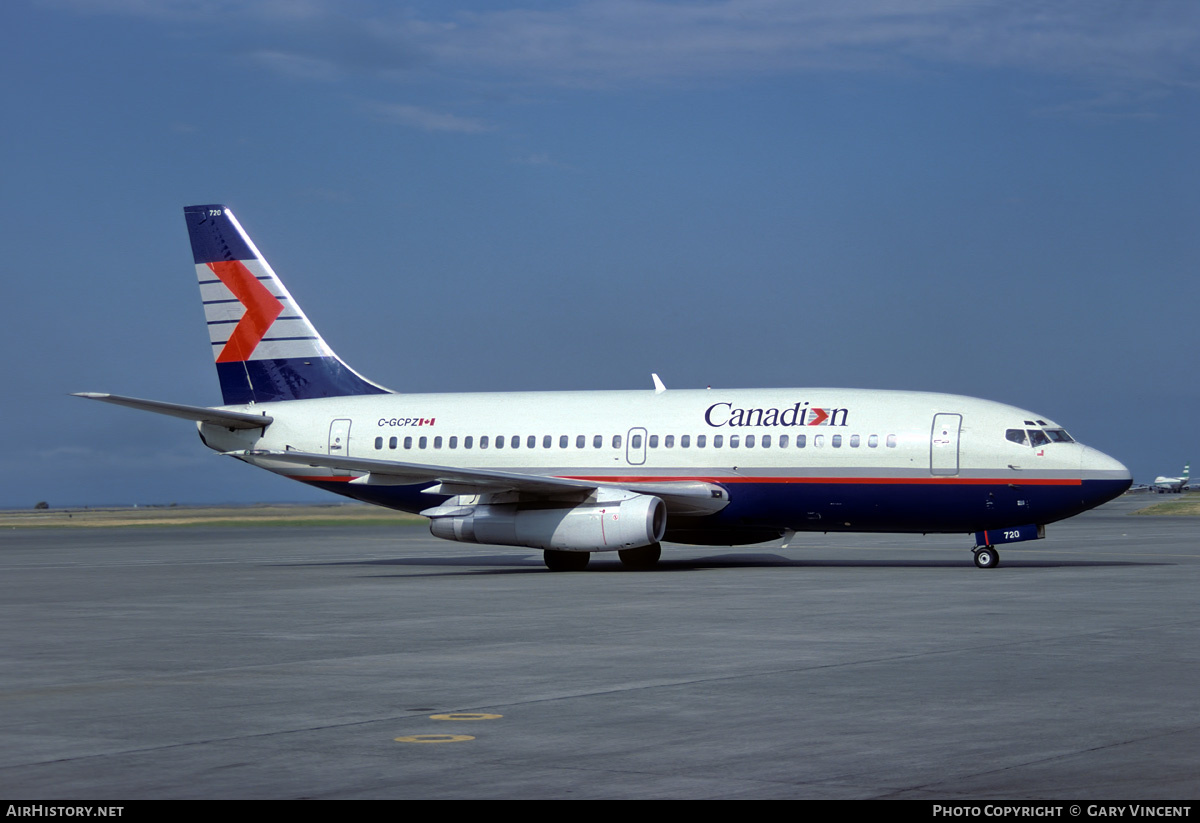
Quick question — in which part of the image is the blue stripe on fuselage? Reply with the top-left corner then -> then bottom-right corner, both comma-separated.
290,475 -> 1131,542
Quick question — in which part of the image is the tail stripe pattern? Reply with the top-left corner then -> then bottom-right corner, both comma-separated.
185,205 -> 391,405
205,260 -> 285,362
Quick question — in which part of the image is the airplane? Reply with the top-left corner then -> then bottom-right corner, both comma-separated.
75,205 -> 1132,571
1153,464 -> 1189,493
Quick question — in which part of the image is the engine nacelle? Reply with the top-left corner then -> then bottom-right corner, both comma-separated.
429,490 -> 666,552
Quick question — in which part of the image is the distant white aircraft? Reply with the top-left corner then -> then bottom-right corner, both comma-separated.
1153,464 -> 1190,493
76,205 -> 1131,570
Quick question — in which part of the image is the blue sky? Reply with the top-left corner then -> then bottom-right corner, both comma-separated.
3,1 -> 1198,506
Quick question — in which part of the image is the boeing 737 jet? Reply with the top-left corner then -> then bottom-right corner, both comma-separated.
1153,464 -> 1190,493
76,205 -> 1132,570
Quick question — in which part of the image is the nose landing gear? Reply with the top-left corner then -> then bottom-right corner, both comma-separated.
971,524 -> 1043,569
972,546 -> 999,569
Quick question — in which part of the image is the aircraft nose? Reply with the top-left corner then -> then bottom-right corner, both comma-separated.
1081,445 -> 1132,507
1084,446 -> 1131,477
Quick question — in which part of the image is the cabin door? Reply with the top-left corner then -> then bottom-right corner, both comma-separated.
329,418 -> 352,457
930,413 -> 961,476
626,427 -> 647,465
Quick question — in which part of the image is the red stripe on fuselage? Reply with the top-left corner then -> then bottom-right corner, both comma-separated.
291,474 -> 1082,486
562,475 -> 1083,486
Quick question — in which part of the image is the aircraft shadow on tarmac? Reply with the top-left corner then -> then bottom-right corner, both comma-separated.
295,553 -> 1164,576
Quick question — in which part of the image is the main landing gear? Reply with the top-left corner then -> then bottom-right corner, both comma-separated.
972,546 -> 999,569
618,543 -> 662,570
542,543 -> 663,571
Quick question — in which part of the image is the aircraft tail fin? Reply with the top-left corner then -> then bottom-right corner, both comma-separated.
185,205 -> 391,405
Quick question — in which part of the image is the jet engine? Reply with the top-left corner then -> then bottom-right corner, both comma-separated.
428,490 -> 666,552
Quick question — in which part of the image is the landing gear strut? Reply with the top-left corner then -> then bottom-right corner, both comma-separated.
618,543 -> 662,570
973,546 -> 999,569
543,549 -> 590,571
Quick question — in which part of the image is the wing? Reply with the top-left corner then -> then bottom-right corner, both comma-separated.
232,450 -> 729,516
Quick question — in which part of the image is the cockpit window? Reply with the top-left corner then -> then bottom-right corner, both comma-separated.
1028,429 -> 1051,448
1008,427 -> 1075,447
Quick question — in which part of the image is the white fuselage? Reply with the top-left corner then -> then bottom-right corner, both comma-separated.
199,386 -> 1129,540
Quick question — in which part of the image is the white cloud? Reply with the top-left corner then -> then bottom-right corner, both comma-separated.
248,49 -> 346,81
368,102 -> 491,133
512,152 -> 576,170
42,1 -> 1200,93
421,1 -> 1200,88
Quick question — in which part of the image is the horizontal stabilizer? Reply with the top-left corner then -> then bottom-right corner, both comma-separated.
73,393 -> 273,430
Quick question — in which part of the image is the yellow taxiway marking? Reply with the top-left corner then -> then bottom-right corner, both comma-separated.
430,713 -> 503,721
394,734 -> 475,744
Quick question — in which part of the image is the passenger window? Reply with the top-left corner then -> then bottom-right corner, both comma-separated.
681,435 -> 690,448
779,434 -> 788,448
665,435 -> 675,448
510,435 -> 519,449
868,434 -> 878,448
434,436 -> 442,449
649,435 -> 659,448
480,436 -> 489,449
745,435 -> 755,448
576,435 -> 585,448
832,435 -> 841,448
714,435 -> 723,448
613,435 -> 622,448
464,436 -> 473,449
814,435 -> 824,447
389,436 -> 398,449
796,434 -> 806,448
632,434 -> 643,449
593,435 -> 603,448
850,435 -> 859,448
404,436 -> 413,449
559,435 -> 568,448
697,435 -> 706,448
419,436 -> 427,449
495,436 -> 504,449
374,437 -> 383,450
886,435 -> 897,448
543,435 -> 552,448
730,435 -> 740,448
528,435 -> 536,449
761,435 -> 771,448
449,436 -> 458,449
